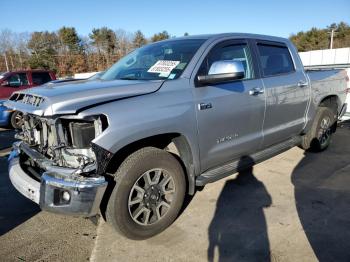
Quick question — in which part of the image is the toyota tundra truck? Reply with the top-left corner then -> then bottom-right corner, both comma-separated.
5,33 -> 348,240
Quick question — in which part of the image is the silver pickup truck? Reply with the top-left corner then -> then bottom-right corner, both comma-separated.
5,33 -> 348,239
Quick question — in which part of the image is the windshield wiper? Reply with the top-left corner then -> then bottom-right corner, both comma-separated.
118,77 -> 139,80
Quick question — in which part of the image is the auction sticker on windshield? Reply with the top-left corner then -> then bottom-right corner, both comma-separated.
148,60 -> 180,76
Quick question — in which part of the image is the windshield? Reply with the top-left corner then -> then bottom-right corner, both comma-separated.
101,39 -> 206,81
0,72 -> 7,79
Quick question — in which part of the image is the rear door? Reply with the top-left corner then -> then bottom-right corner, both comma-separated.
193,39 -> 266,172
254,41 -> 310,147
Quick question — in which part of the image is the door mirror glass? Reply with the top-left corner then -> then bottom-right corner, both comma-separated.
197,60 -> 245,85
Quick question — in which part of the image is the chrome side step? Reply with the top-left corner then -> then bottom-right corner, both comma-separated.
195,136 -> 301,186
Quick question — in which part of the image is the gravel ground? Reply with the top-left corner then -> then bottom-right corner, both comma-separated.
1,124 -> 350,261
91,125 -> 350,262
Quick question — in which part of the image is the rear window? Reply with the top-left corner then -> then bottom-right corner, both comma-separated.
257,43 -> 294,77
32,72 -> 52,85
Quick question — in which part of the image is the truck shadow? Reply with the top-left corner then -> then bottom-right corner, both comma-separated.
0,157 -> 40,236
291,126 -> 350,262
207,156 -> 272,262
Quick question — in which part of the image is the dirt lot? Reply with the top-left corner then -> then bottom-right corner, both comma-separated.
1,124 -> 350,261
92,123 -> 350,262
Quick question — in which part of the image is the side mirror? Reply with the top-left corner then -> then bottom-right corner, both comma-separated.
197,60 -> 245,86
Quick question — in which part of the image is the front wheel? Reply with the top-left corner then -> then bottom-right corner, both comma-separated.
106,147 -> 186,240
10,111 -> 24,129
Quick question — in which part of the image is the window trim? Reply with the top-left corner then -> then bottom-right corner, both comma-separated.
254,40 -> 296,78
194,39 -> 258,87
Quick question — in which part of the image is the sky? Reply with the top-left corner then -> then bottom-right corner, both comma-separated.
2,0 -> 350,38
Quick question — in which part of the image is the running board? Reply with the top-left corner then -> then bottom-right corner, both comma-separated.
195,136 -> 302,186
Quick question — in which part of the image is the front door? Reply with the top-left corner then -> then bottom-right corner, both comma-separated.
0,72 -> 31,99
194,40 -> 266,172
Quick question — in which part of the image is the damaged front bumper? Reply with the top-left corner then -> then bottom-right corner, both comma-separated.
8,141 -> 107,217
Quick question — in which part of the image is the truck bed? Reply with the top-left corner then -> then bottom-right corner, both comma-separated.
307,69 -> 348,106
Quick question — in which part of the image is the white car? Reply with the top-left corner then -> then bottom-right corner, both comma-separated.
341,68 -> 350,121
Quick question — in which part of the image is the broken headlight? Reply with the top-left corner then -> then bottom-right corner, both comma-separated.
69,121 -> 96,148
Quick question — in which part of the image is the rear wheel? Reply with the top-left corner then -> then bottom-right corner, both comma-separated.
106,147 -> 186,240
10,111 -> 24,129
301,107 -> 336,152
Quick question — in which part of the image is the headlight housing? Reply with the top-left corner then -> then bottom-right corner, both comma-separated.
69,121 -> 95,148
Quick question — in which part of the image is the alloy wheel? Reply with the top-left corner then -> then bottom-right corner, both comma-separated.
128,168 -> 176,226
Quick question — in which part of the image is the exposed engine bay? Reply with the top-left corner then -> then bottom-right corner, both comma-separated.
16,113 -> 107,175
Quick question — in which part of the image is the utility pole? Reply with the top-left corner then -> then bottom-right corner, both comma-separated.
328,28 -> 337,49
330,28 -> 335,49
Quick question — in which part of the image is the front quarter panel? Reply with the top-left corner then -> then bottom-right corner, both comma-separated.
79,78 -> 200,175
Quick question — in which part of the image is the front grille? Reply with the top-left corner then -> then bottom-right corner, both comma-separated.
9,93 -> 45,107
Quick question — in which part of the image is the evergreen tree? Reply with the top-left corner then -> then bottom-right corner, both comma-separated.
27,31 -> 59,71
132,30 -> 147,48
89,27 -> 117,69
151,31 -> 170,42
290,22 -> 350,51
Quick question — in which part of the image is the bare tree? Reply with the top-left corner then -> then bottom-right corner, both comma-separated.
0,29 -> 14,71
115,29 -> 133,59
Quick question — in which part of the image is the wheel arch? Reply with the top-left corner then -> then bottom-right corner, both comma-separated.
105,133 -> 197,195
318,95 -> 341,115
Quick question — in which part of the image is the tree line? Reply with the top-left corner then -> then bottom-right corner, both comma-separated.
289,22 -> 350,52
0,22 -> 349,77
0,27 -> 175,77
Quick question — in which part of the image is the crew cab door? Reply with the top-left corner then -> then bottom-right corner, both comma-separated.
193,40 -> 266,172
0,72 -> 30,99
254,41 -> 310,147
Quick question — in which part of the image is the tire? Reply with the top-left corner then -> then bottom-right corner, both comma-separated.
106,147 -> 186,240
301,107 -> 336,152
10,111 -> 24,129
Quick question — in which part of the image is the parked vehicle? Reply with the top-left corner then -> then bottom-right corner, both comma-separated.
42,72 -> 105,87
6,33 -> 348,240
44,77 -> 82,86
341,68 -> 350,121
0,70 -> 56,128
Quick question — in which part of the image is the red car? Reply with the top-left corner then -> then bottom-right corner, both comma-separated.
0,70 -> 56,99
0,70 -> 56,128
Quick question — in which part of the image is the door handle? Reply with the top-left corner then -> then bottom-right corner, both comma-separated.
249,87 -> 264,96
198,103 -> 212,110
298,81 -> 308,87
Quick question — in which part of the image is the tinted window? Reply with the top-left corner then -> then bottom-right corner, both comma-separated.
198,43 -> 254,79
257,44 -> 294,77
7,73 -> 29,87
32,72 -> 52,85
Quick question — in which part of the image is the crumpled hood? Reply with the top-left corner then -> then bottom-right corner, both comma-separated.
5,79 -> 163,116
